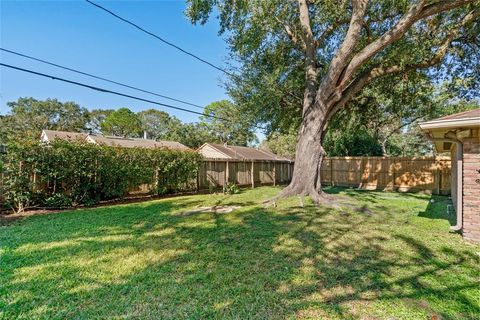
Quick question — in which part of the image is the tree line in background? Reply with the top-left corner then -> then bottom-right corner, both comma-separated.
261,80 -> 478,158
1,85 -> 477,157
0,97 -> 257,148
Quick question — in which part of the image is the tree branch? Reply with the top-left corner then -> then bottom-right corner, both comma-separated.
316,18 -> 350,46
274,16 -> 306,51
297,0 -> 319,114
317,0 -> 369,102
338,0 -> 474,90
322,8 -> 477,133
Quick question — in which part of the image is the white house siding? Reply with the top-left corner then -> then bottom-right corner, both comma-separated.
198,144 -> 229,159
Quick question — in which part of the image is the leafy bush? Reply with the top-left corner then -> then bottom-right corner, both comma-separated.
44,193 -> 72,209
223,182 -> 240,195
1,140 -> 39,213
1,139 -> 202,213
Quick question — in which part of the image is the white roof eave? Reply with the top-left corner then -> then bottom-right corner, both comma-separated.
419,117 -> 480,130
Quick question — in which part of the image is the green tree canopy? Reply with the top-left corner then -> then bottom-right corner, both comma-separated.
174,122 -> 216,149
187,0 -> 479,201
0,97 -> 90,142
101,107 -> 142,137
200,100 -> 257,146
87,109 -> 114,134
260,129 -> 297,159
138,109 -> 183,140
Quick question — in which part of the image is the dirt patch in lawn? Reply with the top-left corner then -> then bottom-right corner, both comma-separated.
181,205 -> 242,216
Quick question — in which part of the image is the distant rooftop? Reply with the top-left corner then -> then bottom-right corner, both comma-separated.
41,129 -> 87,141
41,130 -> 191,151
197,143 -> 291,162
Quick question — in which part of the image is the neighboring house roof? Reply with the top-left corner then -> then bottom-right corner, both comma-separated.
197,143 -> 291,161
41,130 -> 191,151
41,129 -> 88,142
88,135 -> 191,151
419,108 -> 480,130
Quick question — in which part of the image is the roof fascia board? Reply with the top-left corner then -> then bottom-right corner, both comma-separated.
419,117 -> 480,130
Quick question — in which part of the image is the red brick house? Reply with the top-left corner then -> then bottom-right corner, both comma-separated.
420,109 -> 480,242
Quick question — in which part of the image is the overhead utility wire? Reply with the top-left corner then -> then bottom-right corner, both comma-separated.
0,47 -> 205,110
0,63 -> 227,121
85,0 -> 302,103
85,0 -> 234,77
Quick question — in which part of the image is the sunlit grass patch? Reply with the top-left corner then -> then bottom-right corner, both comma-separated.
1,186 -> 479,319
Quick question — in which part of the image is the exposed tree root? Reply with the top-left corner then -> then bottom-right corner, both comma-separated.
264,184 -> 339,208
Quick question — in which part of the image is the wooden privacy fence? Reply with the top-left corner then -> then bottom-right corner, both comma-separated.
320,157 -> 451,195
198,159 -> 294,190
199,157 -> 451,195
0,157 -> 452,203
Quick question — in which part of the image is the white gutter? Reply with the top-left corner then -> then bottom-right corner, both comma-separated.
428,134 -> 463,231
419,117 -> 480,130
444,132 -> 463,232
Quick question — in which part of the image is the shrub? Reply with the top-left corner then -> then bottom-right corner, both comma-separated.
0,139 -> 202,213
44,193 -> 72,209
1,140 -> 40,213
223,182 -> 240,195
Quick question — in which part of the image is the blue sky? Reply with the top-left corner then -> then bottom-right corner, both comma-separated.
0,0 -> 230,124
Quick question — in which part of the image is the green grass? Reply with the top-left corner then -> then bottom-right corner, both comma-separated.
1,187 -> 479,319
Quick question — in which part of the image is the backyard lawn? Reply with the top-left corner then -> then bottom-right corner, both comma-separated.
1,187 -> 478,319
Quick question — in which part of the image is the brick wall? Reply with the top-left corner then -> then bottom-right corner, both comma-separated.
462,138 -> 480,242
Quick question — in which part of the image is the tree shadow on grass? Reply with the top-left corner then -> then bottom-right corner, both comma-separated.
1,192 -> 478,319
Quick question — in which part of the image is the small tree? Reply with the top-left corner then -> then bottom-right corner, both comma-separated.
101,108 -> 142,137
200,100 -> 257,146
87,109 -> 114,134
138,109 -> 184,140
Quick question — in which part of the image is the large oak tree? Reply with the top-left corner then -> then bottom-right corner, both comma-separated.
187,0 -> 479,202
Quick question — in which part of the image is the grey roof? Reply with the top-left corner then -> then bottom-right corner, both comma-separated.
89,135 -> 191,150
433,108 -> 480,121
42,130 -> 191,151
42,129 -> 88,142
202,143 -> 291,161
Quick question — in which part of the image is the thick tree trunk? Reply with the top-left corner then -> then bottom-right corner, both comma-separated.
277,102 -> 330,203
271,0 -> 474,205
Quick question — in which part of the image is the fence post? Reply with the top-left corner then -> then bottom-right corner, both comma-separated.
273,161 -> 276,186
330,158 -> 334,186
251,160 -> 255,188
280,162 -> 283,183
436,162 -> 442,195
225,160 -> 229,186
392,161 -> 396,191
154,168 -> 159,195
196,164 -> 199,192
392,158 -> 397,191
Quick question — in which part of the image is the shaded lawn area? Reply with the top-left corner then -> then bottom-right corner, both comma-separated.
1,187 -> 479,319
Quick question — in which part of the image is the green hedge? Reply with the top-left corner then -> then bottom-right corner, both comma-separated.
0,140 -> 201,213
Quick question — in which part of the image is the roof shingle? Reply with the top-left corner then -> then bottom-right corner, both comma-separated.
433,108 -> 480,121
201,143 -> 291,161
41,130 -> 191,151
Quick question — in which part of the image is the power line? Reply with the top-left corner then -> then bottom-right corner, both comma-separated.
0,47 -> 205,110
84,0 -> 302,103
85,0 -> 234,77
0,63 -> 228,121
